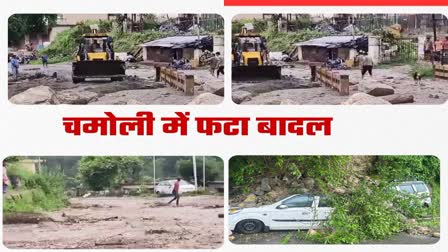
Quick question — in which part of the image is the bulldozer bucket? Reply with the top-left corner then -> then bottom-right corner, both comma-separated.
72,60 -> 126,83
232,65 -> 282,81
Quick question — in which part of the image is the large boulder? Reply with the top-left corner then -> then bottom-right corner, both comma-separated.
238,194 -> 257,208
279,99 -> 298,105
10,85 -> 57,104
55,90 -> 98,105
126,99 -> 145,105
342,93 -> 391,105
303,177 -> 315,189
232,90 -> 252,104
382,94 -> 414,104
360,83 -> 395,97
260,178 -> 271,192
188,93 -> 223,105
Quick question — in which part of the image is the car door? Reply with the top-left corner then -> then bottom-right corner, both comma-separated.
269,195 -> 314,230
313,196 -> 333,229
160,182 -> 171,194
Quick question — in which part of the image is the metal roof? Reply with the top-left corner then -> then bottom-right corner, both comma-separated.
295,36 -> 362,48
140,35 -> 208,48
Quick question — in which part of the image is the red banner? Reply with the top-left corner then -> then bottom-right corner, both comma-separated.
224,0 -> 447,5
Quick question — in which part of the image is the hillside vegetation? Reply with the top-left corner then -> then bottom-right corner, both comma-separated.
230,156 -> 440,244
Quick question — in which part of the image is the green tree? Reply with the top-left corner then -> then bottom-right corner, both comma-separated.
373,156 -> 439,184
176,157 -> 223,184
78,156 -> 144,190
8,14 -> 57,45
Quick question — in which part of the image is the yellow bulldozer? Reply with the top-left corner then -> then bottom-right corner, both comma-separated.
72,28 -> 126,83
232,27 -> 281,80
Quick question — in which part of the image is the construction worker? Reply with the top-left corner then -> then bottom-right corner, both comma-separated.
41,54 -> 49,68
216,52 -> 224,78
10,55 -> 20,80
208,53 -> 217,76
168,178 -> 181,206
360,51 -> 373,79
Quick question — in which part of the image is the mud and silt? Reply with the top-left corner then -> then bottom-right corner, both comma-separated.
3,196 -> 224,249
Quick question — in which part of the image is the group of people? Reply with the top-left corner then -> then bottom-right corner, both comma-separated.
424,35 -> 448,64
208,52 -> 224,78
9,53 -> 49,80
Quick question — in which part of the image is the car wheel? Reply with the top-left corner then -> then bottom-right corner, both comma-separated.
237,219 -> 264,234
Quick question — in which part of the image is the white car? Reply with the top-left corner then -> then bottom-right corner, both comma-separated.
392,181 -> 432,207
154,179 -> 196,195
229,194 -> 333,234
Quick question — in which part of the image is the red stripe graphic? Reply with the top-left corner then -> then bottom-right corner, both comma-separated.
224,0 -> 447,6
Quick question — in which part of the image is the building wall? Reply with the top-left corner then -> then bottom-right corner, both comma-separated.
144,47 -> 198,62
301,46 -> 330,62
368,36 -> 381,65
213,35 -> 224,55
57,14 -> 109,25
232,14 -> 265,21
49,26 -> 72,44
17,159 -> 38,174
145,47 -> 173,62
182,48 -> 195,60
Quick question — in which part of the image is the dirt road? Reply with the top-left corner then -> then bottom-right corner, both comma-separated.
231,231 -> 439,245
3,195 -> 224,249
233,63 -> 448,105
8,62 -> 223,105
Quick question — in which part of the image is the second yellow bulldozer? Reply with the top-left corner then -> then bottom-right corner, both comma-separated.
232,27 -> 281,80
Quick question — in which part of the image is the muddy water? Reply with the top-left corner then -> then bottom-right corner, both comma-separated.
3,196 -> 224,249
231,231 -> 439,245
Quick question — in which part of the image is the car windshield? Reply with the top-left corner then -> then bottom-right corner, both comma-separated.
282,195 -> 313,208
398,184 -> 415,194
413,183 -> 429,193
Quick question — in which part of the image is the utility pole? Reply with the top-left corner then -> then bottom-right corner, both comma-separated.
153,156 -> 156,194
193,156 -> 198,190
197,14 -> 201,39
37,156 -> 41,173
432,14 -> 437,43
202,156 -> 206,189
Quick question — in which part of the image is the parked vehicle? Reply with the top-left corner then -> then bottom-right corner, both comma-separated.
154,179 -> 196,195
229,194 -> 333,234
392,181 -> 432,207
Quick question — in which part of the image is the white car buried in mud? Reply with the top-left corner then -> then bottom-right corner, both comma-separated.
229,194 -> 333,234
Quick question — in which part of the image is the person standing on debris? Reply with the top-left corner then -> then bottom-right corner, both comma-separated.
216,52 -> 224,78
424,35 -> 434,63
10,55 -> 20,80
360,52 -> 373,79
41,54 -> 48,68
168,178 -> 181,206
3,161 -> 10,194
208,53 -> 217,76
